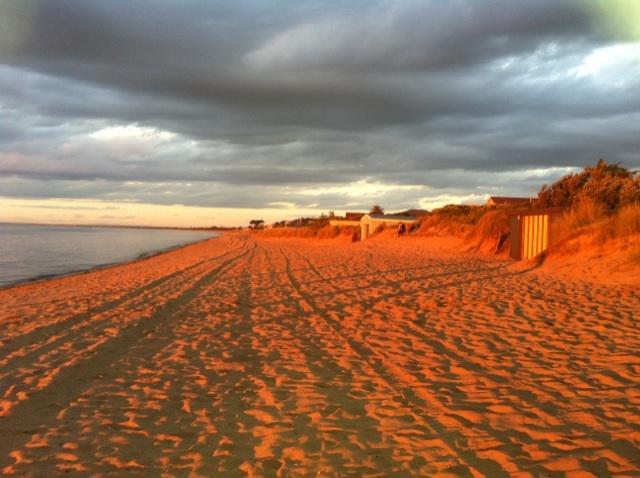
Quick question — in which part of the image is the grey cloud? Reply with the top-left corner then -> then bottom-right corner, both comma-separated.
0,0 -> 639,214
245,0 -> 595,73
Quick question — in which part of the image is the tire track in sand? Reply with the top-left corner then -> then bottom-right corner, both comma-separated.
281,241 -> 640,477
0,239 -> 247,364
0,244 -> 251,471
244,246 -> 406,475
280,247 -> 511,478
0,240 -> 249,415
3,242 -> 258,476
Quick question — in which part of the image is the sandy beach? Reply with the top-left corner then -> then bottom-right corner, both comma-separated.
0,233 -> 639,477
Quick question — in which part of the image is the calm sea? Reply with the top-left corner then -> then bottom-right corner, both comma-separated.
0,223 -> 218,287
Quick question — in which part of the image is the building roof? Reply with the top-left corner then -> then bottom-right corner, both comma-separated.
345,212 -> 365,220
396,208 -> 429,217
508,207 -> 564,216
367,214 -> 418,221
487,196 -> 533,206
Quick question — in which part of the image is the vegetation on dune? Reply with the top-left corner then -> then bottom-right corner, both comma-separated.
413,160 -> 640,253
413,205 -> 511,251
545,160 -> 640,245
613,203 -> 640,238
537,159 -> 640,212
551,198 -> 606,244
257,224 -> 359,241
254,160 -> 640,255
548,199 -> 640,269
415,205 -> 486,236
471,209 -> 511,240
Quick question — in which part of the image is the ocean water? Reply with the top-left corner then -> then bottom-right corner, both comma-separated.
0,223 -> 218,287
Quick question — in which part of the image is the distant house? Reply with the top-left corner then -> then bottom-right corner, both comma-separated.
360,214 -> 418,240
329,211 -> 365,227
396,208 -> 429,218
345,212 -> 365,221
486,196 -> 533,208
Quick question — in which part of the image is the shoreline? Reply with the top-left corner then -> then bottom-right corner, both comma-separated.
0,221 -> 231,232
0,233 -> 221,292
3,230 -> 638,291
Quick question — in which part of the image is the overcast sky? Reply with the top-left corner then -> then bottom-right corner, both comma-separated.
1,0 -> 639,226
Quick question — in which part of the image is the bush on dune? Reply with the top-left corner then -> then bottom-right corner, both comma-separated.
313,225 -> 339,239
255,161 -> 639,258
468,209 -> 510,240
613,203 -> 640,237
550,201 -> 640,256
412,160 -> 640,255
530,162 -> 640,271
257,227 -> 317,239
540,160 -> 640,246
537,159 -> 639,212
474,210 -> 511,251
257,225 -> 358,240
414,204 -> 510,242
415,205 -> 486,236
432,204 -> 486,224
551,197 -> 607,244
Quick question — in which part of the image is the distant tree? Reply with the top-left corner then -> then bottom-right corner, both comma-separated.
328,210 -> 335,218
370,205 -> 384,215
249,219 -> 265,229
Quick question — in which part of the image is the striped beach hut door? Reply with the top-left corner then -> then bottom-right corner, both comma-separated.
510,211 -> 550,260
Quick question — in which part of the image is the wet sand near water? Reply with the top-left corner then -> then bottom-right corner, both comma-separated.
0,234 -> 639,476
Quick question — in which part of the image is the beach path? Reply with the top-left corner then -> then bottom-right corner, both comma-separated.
0,234 -> 639,476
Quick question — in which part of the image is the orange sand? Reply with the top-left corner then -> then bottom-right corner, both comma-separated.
0,233 -> 638,476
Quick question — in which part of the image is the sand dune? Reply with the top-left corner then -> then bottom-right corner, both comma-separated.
0,234 -> 638,476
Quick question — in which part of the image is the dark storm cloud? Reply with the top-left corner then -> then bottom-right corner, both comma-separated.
244,0 -> 596,73
0,0 -> 639,211
0,1 -> 600,131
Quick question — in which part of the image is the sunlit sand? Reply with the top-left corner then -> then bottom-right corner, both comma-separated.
0,234 -> 638,476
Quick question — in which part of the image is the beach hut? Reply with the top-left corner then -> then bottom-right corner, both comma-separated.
509,209 -> 559,260
360,214 -> 418,240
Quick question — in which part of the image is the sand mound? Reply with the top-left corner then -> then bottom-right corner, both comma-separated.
536,233 -> 640,285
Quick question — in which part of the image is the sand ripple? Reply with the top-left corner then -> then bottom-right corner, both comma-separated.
0,235 -> 638,476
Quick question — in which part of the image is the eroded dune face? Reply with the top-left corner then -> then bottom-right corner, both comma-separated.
0,234 -> 638,476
